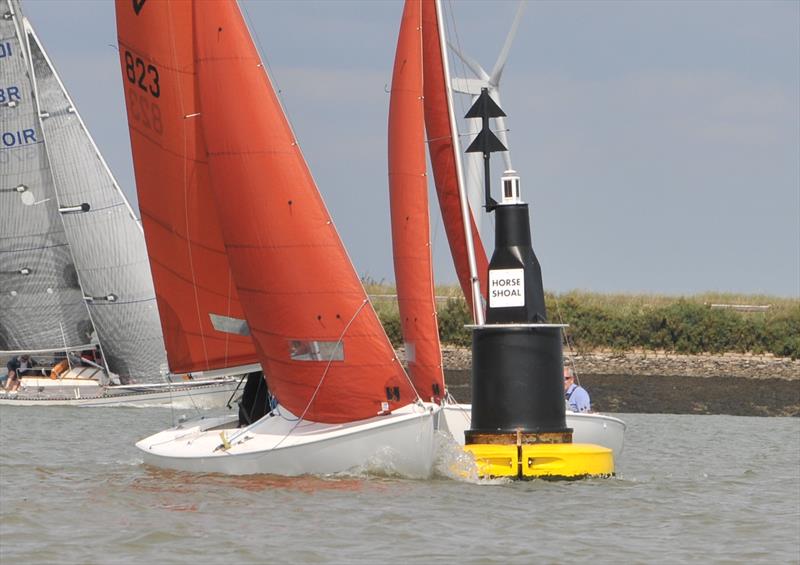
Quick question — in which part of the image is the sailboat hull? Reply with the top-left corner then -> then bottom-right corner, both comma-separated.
441,403 -> 626,459
136,403 -> 438,477
0,377 -> 240,408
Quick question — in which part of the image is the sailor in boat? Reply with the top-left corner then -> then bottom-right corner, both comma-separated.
4,354 -> 38,392
49,352 -> 71,380
238,371 -> 271,427
564,366 -> 591,413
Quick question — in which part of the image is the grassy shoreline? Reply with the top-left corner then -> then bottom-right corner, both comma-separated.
366,283 -> 800,360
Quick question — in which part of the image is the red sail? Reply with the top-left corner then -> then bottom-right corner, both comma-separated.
192,0 -> 415,423
421,0 -> 489,318
388,0 -> 445,402
115,0 -> 257,374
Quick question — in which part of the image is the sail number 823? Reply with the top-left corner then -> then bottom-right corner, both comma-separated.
124,51 -> 160,98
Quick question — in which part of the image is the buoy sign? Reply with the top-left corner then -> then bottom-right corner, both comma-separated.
489,269 -> 525,308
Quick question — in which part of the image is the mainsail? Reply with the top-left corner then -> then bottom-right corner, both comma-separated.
0,0 -> 91,352
24,19 -> 167,381
388,0 -> 445,402
117,0 -> 417,423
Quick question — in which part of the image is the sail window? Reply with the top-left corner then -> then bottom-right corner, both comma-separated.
404,342 -> 415,363
289,340 -> 344,362
209,313 -> 250,336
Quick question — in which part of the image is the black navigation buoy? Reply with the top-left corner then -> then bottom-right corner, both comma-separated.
462,91 -> 613,479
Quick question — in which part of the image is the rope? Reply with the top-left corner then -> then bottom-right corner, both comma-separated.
553,295 -> 581,388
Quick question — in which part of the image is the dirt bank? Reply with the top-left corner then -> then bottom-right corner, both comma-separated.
443,370 -> 799,417
404,347 -> 800,417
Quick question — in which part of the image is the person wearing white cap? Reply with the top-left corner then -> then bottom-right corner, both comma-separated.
564,366 -> 591,413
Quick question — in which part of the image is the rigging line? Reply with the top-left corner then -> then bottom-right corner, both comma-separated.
553,295 -> 582,387
239,1 -> 295,143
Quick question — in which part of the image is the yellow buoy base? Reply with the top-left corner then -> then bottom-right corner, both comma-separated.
464,442 -> 614,480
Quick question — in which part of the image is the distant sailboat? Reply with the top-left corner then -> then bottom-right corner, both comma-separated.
388,0 -> 625,458
122,0 -> 437,476
0,0 -> 239,407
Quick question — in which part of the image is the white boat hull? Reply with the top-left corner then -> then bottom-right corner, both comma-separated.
0,377 -> 241,408
440,403 -> 626,458
136,402 -> 438,477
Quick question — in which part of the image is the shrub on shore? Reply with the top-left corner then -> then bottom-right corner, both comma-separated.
364,281 -> 800,359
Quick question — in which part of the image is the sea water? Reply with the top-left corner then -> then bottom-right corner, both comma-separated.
0,406 -> 797,564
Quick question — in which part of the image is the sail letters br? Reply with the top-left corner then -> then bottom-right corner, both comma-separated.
489,268 -> 525,308
0,85 -> 21,104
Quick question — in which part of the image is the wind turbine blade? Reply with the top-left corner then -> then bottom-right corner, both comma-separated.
490,0 -> 526,85
451,77 -> 486,95
447,39 -> 490,81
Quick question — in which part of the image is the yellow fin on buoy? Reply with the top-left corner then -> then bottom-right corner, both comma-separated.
464,442 -> 614,480
522,443 -> 613,479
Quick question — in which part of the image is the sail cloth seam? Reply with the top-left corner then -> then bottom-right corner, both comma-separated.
0,243 -> 70,252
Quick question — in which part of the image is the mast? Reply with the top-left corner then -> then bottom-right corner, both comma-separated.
434,0 -> 485,326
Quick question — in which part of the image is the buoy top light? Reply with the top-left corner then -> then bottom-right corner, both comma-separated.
500,169 -> 522,205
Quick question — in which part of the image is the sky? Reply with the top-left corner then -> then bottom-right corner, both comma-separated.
19,0 -> 800,298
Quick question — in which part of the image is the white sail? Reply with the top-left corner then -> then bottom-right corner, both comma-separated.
24,20 -> 168,381
0,0 -> 92,352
